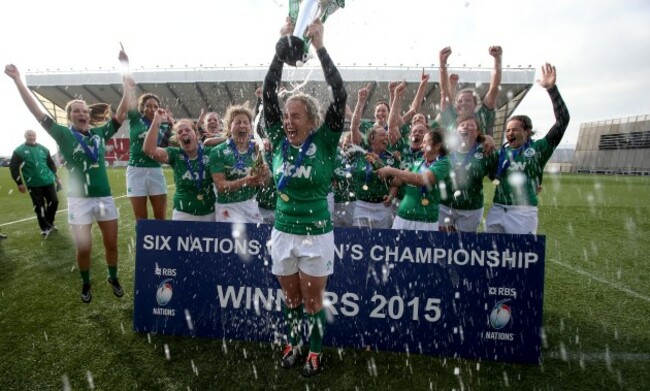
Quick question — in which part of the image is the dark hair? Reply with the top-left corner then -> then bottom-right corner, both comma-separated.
89,103 -> 112,126
508,115 -> 533,131
375,101 -> 390,112
456,114 -> 485,144
138,93 -> 161,114
427,128 -> 448,156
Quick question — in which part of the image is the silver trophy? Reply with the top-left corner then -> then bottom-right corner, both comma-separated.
276,0 -> 345,67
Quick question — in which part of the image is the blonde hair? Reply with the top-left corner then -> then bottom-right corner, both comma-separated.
286,93 -> 321,126
222,104 -> 254,138
65,99 -> 88,120
170,119 -> 197,144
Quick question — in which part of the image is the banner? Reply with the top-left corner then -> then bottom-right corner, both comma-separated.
134,220 -> 545,364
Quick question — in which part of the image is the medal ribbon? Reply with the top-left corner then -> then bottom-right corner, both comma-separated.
69,126 -> 99,166
229,139 -> 255,170
494,141 -> 531,181
277,132 -> 314,192
418,155 -> 443,202
450,142 -> 478,169
181,145 -> 205,196
365,151 -> 386,187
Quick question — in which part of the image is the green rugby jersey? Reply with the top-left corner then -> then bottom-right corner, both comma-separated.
11,143 -> 56,187
209,140 -> 258,204
167,146 -> 216,216
127,109 -> 171,167
440,104 -> 496,136
441,144 -> 498,210
269,122 -> 339,235
396,156 -> 451,223
350,150 -> 399,203
42,117 -> 117,198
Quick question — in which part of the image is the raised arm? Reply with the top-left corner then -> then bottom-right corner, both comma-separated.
388,82 -> 406,145
143,109 -> 170,164
115,73 -> 135,125
263,19 -> 291,128
309,19 -> 347,132
350,84 -> 370,145
438,47 -> 453,112
483,46 -> 502,110
4,65 -> 48,122
401,71 -> 430,124
539,63 -> 570,148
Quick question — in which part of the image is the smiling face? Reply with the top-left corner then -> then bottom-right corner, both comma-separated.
374,102 -> 389,125
229,113 -> 252,145
409,123 -> 427,149
411,113 -> 427,127
368,126 -> 389,153
142,98 -> 160,121
66,100 -> 90,131
283,98 -> 317,146
455,91 -> 477,115
24,130 -> 37,145
174,120 -> 198,153
505,119 -> 531,149
457,117 -> 479,149
204,112 -> 221,134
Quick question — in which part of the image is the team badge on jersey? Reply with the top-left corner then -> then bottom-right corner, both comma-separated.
305,143 -> 318,157
523,148 -> 536,158
474,152 -> 484,160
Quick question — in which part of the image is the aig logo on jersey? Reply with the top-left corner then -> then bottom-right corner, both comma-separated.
523,148 -> 536,158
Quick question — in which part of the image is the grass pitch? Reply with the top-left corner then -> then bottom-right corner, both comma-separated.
0,168 -> 649,390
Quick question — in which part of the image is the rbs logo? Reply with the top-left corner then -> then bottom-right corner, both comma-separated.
488,286 -> 517,298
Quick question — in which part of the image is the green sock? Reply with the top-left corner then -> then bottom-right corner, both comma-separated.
108,266 -> 118,280
282,303 -> 303,347
80,270 -> 91,285
307,309 -> 327,353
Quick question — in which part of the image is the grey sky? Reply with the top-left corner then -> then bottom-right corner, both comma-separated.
1,0 -> 648,155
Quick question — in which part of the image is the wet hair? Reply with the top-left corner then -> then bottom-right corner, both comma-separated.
89,103 -> 112,126
222,104 -> 254,138
367,125 -> 387,143
137,93 -> 161,114
508,115 -> 533,131
425,128 -> 448,156
286,93 -> 321,126
456,88 -> 481,107
456,114 -> 485,144
64,99 -> 88,119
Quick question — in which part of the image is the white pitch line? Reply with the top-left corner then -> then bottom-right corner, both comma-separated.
546,351 -> 650,362
0,184 -> 175,228
549,258 -> 650,303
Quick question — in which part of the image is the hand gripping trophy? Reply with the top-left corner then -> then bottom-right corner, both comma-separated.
276,0 -> 345,66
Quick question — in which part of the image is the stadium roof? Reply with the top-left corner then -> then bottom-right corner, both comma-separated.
25,65 -> 535,142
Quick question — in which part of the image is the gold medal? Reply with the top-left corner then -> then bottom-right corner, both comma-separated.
280,193 -> 290,202
492,179 -> 500,186
362,184 -> 369,191
421,198 -> 430,206
197,194 -> 204,201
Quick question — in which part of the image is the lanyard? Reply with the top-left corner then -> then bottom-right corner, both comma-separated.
450,142 -> 478,169
277,132 -> 314,192
228,139 -> 255,170
69,126 -> 99,166
495,141 -> 531,180
418,155 -> 443,199
181,145 -> 205,194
